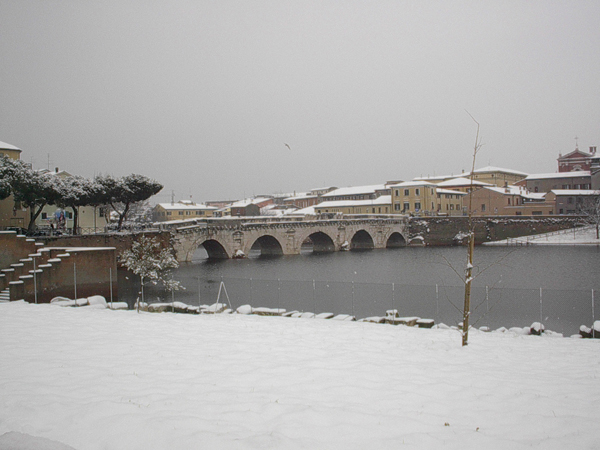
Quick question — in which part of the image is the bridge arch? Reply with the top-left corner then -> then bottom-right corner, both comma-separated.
194,239 -> 230,260
248,235 -> 284,257
301,231 -> 336,253
350,230 -> 374,250
386,232 -> 407,248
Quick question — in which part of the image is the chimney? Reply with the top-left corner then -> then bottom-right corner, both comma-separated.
55,167 -> 59,173
590,146 -> 597,155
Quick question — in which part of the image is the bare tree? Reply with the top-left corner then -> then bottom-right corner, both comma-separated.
577,195 -> 600,240
462,112 -> 483,346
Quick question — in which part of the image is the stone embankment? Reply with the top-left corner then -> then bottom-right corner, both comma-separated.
49,294 -> 600,339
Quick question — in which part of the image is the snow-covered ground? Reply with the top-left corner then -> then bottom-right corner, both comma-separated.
485,225 -> 599,246
1,301 -> 599,450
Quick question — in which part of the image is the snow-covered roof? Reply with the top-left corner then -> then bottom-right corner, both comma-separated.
230,197 -> 272,207
315,195 -> 392,208
436,188 -> 467,196
521,192 -> 547,200
413,174 -> 460,181
550,189 -> 600,196
283,192 -> 318,201
389,181 -> 436,188
290,206 -> 317,215
485,185 -> 529,196
471,166 -> 528,176
525,171 -> 591,180
436,177 -> 492,187
322,184 -> 387,197
0,140 -> 21,151
157,202 -> 217,211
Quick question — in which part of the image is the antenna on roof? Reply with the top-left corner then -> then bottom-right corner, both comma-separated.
575,136 -> 579,150
171,190 -> 175,205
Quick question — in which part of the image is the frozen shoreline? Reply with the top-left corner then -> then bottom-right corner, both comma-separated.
1,301 -> 599,450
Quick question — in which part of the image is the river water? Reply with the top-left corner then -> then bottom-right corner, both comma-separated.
119,245 -> 600,336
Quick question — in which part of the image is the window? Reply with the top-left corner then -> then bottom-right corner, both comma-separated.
456,204 -> 460,210
394,203 -> 400,211
508,198 -> 511,205
403,202 -> 409,212
415,188 -> 420,196
559,209 -> 564,214
431,189 -> 434,195
178,211 -> 184,215
450,204 -> 454,210
66,212 -> 73,219
567,197 -> 573,204
167,212 -> 172,216
404,189 -> 409,196
414,202 -> 421,211
481,204 -> 486,212
41,212 -> 47,219
395,190 -> 399,197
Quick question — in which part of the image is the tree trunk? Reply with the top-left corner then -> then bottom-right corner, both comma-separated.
27,204 -> 46,235
71,206 -> 79,235
117,202 -> 130,231
462,231 -> 475,346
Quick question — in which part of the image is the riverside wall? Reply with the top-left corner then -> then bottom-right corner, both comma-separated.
40,231 -> 172,256
408,215 -> 584,246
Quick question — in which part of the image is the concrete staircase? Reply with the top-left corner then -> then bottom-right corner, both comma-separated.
0,288 -> 9,303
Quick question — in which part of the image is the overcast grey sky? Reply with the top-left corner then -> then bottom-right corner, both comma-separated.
1,1 -> 599,203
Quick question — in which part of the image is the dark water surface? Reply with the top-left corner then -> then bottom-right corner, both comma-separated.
120,245 -> 600,335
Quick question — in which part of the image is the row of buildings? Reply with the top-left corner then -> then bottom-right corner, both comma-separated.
154,145 -> 600,220
2,139 -> 599,231
0,141 -> 110,232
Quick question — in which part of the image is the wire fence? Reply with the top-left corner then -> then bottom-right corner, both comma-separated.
131,275 -> 597,336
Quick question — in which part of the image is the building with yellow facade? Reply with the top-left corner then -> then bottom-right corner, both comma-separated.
313,195 -> 392,215
0,141 -> 29,230
389,181 -> 466,216
153,200 -> 218,221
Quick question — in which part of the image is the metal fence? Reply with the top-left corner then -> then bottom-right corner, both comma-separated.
136,275 -> 597,336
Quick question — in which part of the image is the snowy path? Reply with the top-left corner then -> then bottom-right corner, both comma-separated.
1,302 -> 599,450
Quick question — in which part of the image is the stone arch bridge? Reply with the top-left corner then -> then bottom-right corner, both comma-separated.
165,217 -> 410,262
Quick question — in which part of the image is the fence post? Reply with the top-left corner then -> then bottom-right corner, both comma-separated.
593,289 -> 596,338
74,263 -> 77,303
539,287 -> 543,325
352,281 -> 355,318
392,282 -> 395,314
278,278 -> 281,313
250,277 -> 253,306
312,279 -> 316,317
33,256 -> 38,304
109,267 -> 113,308
436,284 -> 439,322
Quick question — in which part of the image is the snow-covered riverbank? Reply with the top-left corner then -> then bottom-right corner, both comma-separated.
485,225 -> 599,246
1,301 -> 599,450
